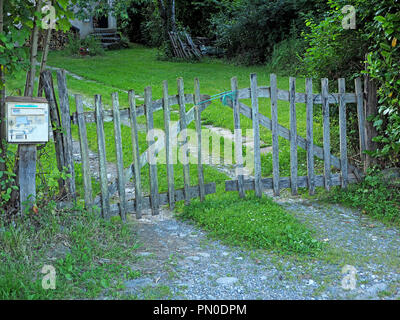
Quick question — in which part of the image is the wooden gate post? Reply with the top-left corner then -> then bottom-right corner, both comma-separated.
19,145 -> 37,212
363,74 -> 379,172
355,78 -> 366,168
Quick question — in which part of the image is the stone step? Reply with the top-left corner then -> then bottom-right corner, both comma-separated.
100,37 -> 121,43
93,33 -> 119,38
92,28 -> 117,34
102,42 -> 120,48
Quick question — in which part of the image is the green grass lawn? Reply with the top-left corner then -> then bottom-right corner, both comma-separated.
45,44 -> 340,178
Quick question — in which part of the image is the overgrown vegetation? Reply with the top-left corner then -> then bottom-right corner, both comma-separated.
366,12 -> 400,166
316,169 -> 400,226
302,0 -> 400,167
210,0 -> 327,66
0,205 -> 140,299
64,34 -> 105,57
0,147 -> 18,215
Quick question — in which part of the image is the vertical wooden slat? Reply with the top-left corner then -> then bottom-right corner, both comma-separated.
194,78 -> 205,201
231,77 -> 245,198
250,73 -> 262,198
355,78 -> 366,164
75,94 -> 93,208
178,78 -> 191,205
57,69 -> 76,201
321,78 -> 331,191
112,92 -> 127,221
289,77 -> 298,195
163,81 -> 175,209
306,78 -> 315,195
129,90 -> 142,219
338,78 -> 348,189
95,94 -> 110,219
145,86 -> 159,215
270,73 -> 280,196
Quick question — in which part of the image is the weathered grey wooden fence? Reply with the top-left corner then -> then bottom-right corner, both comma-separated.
223,74 -> 364,197
44,71 -> 365,221
72,77 -> 216,220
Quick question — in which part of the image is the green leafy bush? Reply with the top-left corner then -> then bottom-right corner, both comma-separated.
64,34 -> 105,57
327,168 -> 400,225
0,148 -> 18,216
266,35 -> 307,76
366,13 -> 400,166
302,0 -> 400,167
210,0 -> 327,65
302,1 -> 368,81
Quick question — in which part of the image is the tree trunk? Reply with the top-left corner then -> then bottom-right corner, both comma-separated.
363,73 -> 379,172
170,0 -> 176,33
157,0 -> 176,40
37,27 -> 52,97
24,0 -> 42,97
0,0 -> 6,176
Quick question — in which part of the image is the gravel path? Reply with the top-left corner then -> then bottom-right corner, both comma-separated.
123,194 -> 400,300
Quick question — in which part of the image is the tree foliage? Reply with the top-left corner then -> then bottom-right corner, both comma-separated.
210,0 -> 328,65
73,0 -> 147,30
367,10 -> 400,165
303,0 -> 400,166
0,0 -> 74,78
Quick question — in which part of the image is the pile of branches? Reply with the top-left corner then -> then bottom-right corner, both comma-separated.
168,31 -> 202,59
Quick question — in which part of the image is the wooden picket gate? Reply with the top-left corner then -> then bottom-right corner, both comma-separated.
223,74 -> 364,197
72,78 -> 217,220
43,70 -> 365,220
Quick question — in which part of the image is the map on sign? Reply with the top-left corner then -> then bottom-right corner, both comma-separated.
7,102 -> 49,144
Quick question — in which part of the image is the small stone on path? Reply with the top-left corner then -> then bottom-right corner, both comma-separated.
187,256 -> 200,261
216,277 -> 238,286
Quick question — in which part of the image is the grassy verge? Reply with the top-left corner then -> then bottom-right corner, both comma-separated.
0,205 -> 140,299
304,170 -> 400,227
177,190 -> 323,255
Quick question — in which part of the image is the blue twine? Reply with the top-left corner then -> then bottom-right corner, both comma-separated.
196,90 -> 237,107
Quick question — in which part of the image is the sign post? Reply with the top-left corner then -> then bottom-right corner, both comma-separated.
6,96 -> 49,212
